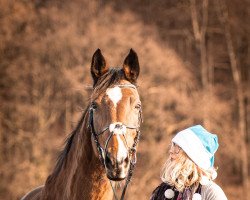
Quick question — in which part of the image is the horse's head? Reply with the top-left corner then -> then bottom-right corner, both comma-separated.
89,49 -> 142,181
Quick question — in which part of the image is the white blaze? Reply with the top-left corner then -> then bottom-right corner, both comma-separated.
109,123 -> 128,162
116,134 -> 128,162
106,87 -> 127,168
106,86 -> 122,107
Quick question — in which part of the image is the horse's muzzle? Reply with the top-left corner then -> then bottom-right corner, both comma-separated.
104,152 -> 130,181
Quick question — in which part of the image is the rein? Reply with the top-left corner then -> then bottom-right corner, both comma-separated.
88,84 -> 142,200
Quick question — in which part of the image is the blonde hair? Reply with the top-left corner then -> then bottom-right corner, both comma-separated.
161,149 -> 216,192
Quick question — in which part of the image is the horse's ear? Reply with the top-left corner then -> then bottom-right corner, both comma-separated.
122,49 -> 140,83
91,49 -> 109,86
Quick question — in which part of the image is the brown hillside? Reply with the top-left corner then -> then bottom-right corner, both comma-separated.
0,0 -> 249,199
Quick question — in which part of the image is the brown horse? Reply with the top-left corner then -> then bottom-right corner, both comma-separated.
21,49 -> 142,200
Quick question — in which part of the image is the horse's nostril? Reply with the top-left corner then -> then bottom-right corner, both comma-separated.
105,154 -> 113,168
124,155 -> 129,164
105,153 -> 130,168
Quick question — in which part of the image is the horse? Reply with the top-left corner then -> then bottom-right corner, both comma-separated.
21,49 -> 142,200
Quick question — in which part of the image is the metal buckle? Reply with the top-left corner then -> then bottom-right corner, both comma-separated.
130,147 -> 137,164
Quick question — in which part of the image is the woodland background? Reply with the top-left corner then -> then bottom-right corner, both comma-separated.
0,0 -> 249,199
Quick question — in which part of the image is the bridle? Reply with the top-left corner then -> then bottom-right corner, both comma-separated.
88,84 -> 142,200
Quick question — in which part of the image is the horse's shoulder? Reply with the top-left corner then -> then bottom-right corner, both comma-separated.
21,185 -> 44,200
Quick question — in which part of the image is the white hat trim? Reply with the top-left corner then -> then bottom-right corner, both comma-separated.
172,129 -> 212,170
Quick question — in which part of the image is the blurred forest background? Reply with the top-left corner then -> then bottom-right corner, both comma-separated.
0,0 -> 249,199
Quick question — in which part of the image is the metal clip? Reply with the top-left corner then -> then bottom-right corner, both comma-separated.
130,147 -> 137,164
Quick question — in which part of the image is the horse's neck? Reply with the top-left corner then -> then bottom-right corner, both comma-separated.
43,117 -> 113,200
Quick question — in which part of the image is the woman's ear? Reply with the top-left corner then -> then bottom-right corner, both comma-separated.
122,49 -> 140,84
91,49 -> 109,86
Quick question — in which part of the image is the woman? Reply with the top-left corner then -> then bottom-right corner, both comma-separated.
150,125 -> 227,200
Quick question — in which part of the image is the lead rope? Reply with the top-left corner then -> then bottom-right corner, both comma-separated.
110,180 -> 119,200
120,130 -> 140,200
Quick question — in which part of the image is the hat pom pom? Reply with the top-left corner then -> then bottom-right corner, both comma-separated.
164,189 -> 175,199
200,176 -> 210,185
192,193 -> 202,200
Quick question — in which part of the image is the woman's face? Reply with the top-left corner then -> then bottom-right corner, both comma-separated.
169,142 -> 181,160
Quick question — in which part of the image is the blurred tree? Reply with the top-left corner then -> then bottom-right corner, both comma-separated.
215,1 -> 249,199
0,0 -> 249,199
190,0 -> 212,128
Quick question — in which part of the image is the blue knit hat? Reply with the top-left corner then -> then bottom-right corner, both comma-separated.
172,125 -> 219,170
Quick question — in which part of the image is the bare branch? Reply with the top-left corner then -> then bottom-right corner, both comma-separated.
190,0 -> 201,41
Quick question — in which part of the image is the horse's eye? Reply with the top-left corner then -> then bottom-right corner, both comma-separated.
91,102 -> 98,110
135,103 -> 141,110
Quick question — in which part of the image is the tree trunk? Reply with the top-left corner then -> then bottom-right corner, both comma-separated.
190,0 -> 210,127
216,1 -> 249,199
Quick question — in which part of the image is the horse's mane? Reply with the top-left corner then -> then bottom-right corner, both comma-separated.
52,108 -> 88,177
51,67 -> 129,177
92,68 -> 127,99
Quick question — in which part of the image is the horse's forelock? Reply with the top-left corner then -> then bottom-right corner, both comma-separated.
91,68 -> 126,99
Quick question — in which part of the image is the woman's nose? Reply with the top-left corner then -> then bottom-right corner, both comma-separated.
169,146 -> 174,154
